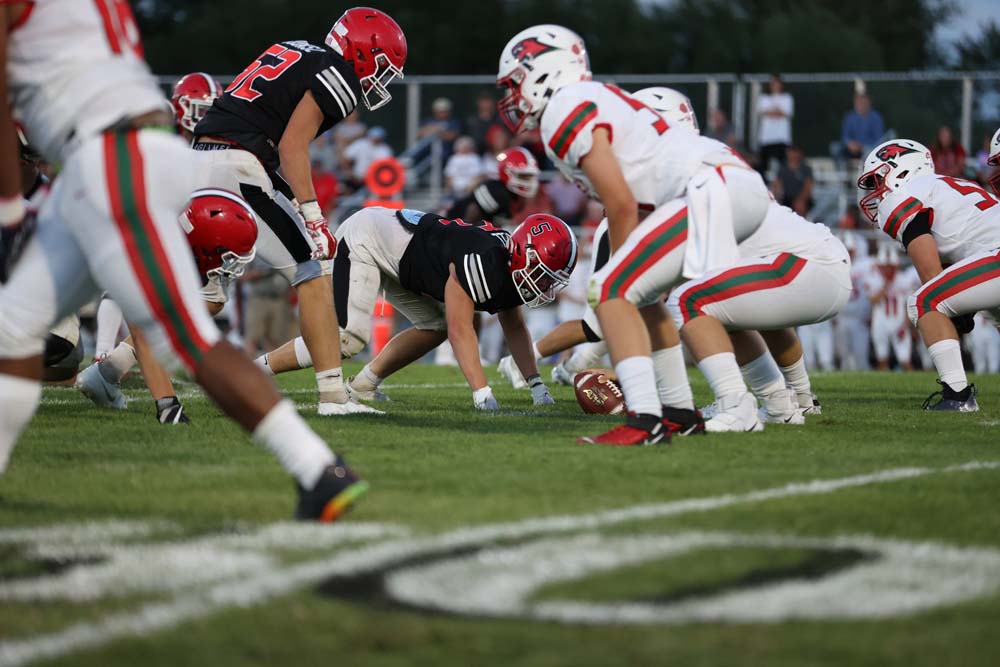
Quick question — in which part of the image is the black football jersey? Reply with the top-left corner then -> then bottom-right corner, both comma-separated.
396,209 -> 523,314
445,179 -> 512,221
195,40 -> 361,170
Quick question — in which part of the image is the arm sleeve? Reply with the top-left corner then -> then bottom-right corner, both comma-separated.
877,190 -> 927,242
309,59 -> 360,122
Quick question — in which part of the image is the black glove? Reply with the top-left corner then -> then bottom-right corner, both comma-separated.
950,313 -> 975,335
0,215 -> 37,284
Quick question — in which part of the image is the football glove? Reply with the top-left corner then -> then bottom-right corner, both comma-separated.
473,385 -> 501,411
527,374 -> 555,406
951,313 -> 975,335
300,200 -> 336,260
0,213 -> 36,284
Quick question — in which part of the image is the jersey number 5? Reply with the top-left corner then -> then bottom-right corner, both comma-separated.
604,85 -> 669,135
941,176 -> 999,211
226,45 -> 303,102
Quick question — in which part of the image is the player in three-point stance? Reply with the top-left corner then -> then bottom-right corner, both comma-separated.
0,0 -> 365,521
264,206 -> 576,410
858,138 -> 1000,410
498,27 -> 771,444
193,7 -> 406,416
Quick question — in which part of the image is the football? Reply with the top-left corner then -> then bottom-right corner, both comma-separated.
573,369 -> 626,415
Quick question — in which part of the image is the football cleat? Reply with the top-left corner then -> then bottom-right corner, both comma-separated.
551,362 -> 574,386
295,459 -> 369,522
922,381 -> 979,412
318,399 -> 385,416
698,401 -> 720,420
704,392 -> 764,433
76,363 -> 127,410
757,388 -> 805,425
793,391 -> 823,416
346,378 -> 391,403
662,406 -> 706,436
155,396 -> 190,425
578,412 -> 669,446
497,355 -> 528,389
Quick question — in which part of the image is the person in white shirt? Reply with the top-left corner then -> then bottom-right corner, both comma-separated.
444,136 -> 484,197
343,126 -> 393,189
756,74 -> 794,176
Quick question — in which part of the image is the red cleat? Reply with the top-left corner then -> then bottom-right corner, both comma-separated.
662,406 -> 706,436
578,412 -> 669,446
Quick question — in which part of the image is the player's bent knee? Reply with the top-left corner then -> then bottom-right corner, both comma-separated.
339,331 -> 368,359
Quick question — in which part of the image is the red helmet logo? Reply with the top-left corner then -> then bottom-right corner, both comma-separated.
511,37 -> 558,63
876,143 -> 917,162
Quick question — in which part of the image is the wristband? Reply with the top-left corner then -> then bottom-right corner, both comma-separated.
0,196 -> 26,227
472,386 -> 494,403
300,200 -> 323,223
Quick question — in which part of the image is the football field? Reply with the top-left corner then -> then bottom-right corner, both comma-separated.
2,365 -> 999,666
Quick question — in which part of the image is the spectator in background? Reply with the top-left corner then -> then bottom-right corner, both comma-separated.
311,158 -> 340,215
773,145 -> 814,216
241,260 -> 295,357
705,108 -> 732,143
546,172 -> 589,227
756,74 -> 794,175
419,97 -> 461,159
331,109 -> 366,176
837,92 -> 885,162
975,133 -> 995,186
444,136 -> 484,197
930,125 -> 966,178
343,126 -> 393,190
466,90 -> 500,154
481,125 -> 511,180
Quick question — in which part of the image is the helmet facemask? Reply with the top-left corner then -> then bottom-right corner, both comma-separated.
505,165 -> 539,198
511,244 -> 571,308
856,163 -> 892,224
497,68 -> 540,134
206,247 -> 256,285
360,53 -> 403,111
178,96 -> 215,133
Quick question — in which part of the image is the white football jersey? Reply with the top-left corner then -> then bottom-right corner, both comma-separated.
872,269 -> 910,329
738,202 -> 848,264
7,0 -> 168,163
540,81 -> 737,208
876,174 -> 1000,264
843,254 -> 884,319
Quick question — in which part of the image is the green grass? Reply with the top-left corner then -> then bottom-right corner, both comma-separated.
1,365 -> 999,666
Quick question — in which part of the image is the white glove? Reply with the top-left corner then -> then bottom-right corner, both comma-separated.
300,200 -> 336,260
527,375 -> 555,406
497,355 -> 528,389
473,385 -> 501,411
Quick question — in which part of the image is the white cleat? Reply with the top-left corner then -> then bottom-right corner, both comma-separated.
346,378 -> 391,403
497,355 -> 528,389
76,363 -> 127,410
704,392 -> 764,433
318,399 -> 385,416
757,388 -> 805,425
794,392 -> 822,416
550,362 -> 574,386
699,401 -> 721,420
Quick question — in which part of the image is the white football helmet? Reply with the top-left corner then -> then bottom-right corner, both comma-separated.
497,25 -> 591,134
988,127 -> 1000,167
857,139 -> 935,224
632,87 -> 699,133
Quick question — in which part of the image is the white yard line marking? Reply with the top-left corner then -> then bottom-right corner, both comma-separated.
1,460 -> 998,667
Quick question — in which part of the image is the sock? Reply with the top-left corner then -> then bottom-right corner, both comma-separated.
614,356 -> 661,417
252,400 -> 335,490
316,367 -> 346,403
98,342 -> 136,384
928,339 -> 967,391
742,352 -> 787,398
779,356 -> 813,405
698,352 -> 747,401
351,364 -> 383,392
652,345 -> 694,409
95,299 -> 124,359
566,342 -> 607,373
532,342 -> 543,361
254,354 -> 274,375
293,337 -> 313,370
0,375 -> 42,474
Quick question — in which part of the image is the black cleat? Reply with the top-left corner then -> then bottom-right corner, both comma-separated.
662,406 -> 706,436
295,459 -> 369,522
155,396 -> 190,424
922,381 -> 979,412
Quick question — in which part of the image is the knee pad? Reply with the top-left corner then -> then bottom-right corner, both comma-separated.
339,331 -> 368,359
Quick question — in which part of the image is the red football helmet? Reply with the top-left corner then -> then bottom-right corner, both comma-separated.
508,214 -> 578,307
325,7 -> 406,111
497,147 -> 539,198
180,189 -> 258,281
172,72 -> 222,134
